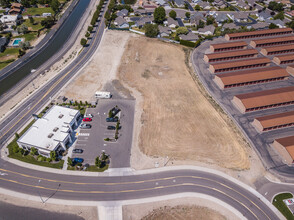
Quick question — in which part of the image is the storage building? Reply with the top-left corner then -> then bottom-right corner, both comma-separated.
232,86 -> 294,113
273,54 -> 294,65
209,57 -> 271,73
249,36 -> 294,48
260,44 -> 294,56
286,64 -> 294,76
225,28 -> 293,40
204,49 -> 258,63
272,136 -> 294,165
252,111 -> 294,132
214,66 -> 289,89
210,41 -> 247,52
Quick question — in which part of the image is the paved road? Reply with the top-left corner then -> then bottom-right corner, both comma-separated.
0,162 -> 281,220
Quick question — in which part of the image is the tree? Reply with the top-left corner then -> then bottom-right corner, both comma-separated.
88,26 -> 93,32
80,38 -> 87,46
206,16 -> 215,25
85,32 -> 90,38
144,24 -> 159,38
154,6 -> 166,24
176,26 -> 189,35
274,12 -> 284,20
19,41 -> 31,50
41,17 -> 55,28
291,5 -> 294,10
50,151 -> 57,161
185,12 -> 190,19
15,133 -> 20,139
51,0 -> 60,13
31,147 -> 38,156
197,20 -> 205,29
0,0 -> 10,7
29,17 -> 34,24
17,24 -> 28,34
95,156 -> 101,167
269,23 -> 278,29
169,10 -> 177,20
194,5 -> 201,11
184,3 -> 188,9
67,157 -> 73,166
101,152 -> 108,161
12,145 -> 20,154
18,49 -> 25,57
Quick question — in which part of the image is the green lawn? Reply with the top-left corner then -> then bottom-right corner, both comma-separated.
0,60 -> 14,69
13,32 -> 38,42
7,120 -> 65,169
24,17 -> 44,31
273,193 -> 294,220
0,48 -> 19,58
23,7 -> 54,16
68,165 -> 109,172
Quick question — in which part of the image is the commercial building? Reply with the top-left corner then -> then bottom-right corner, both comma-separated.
210,41 -> 247,52
272,136 -> 294,165
232,86 -> 294,113
209,57 -> 271,73
252,111 -> 294,132
17,105 -> 81,157
225,28 -> 293,40
204,49 -> 258,63
260,44 -> 294,56
273,54 -> 294,65
214,66 -> 289,89
249,36 -> 294,48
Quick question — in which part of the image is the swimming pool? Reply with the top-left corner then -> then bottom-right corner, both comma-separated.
12,38 -> 23,46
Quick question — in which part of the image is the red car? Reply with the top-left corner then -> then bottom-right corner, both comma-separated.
83,117 -> 92,122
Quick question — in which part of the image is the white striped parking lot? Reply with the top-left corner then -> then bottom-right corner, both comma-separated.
78,133 -> 90,136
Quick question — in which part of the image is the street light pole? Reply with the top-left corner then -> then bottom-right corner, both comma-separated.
37,179 -> 45,203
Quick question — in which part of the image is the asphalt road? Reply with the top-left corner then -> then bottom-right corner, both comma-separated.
0,162 -> 281,220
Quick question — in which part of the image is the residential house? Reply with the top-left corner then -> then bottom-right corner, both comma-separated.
222,22 -> 240,30
257,11 -> 272,21
234,12 -> 248,22
215,13 -> 228,26
246,0 -> 256,7
190,14 -> 204,26
9,2 -> 22,15
197,24 -> 215,35
0,37 -> 8,52
214,0 -> 226,9
116,9 -> 129,17
158,25 -> 172,37
0,15 -> 20,26
286,10 -> 294,18
114,16 -> 129,28
179,32 -> 199,42
236,0 -> 249,9
156,0 -> 166,5
251,22 -> 269,29
174,0 -> 185,7
135,16 -> 153,28
266,18 -> 286,28
165,17 -> 179,28
197,1 -> 211,10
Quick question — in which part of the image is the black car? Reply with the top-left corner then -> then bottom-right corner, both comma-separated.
107,125 -> 116,130
73,149 -> 83,153
106,117 -> 118,122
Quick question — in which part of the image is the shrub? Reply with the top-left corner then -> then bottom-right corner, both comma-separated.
144,24 -> 159,38
88,26 -> 93,32
180,40 -> 196,47
80,38 -> 87,46
67,157 -> 73,166
13,145 -> 20,154
46,157 -> 52,162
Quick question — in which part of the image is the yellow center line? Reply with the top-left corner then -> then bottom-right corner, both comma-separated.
0,176 -> 260,220
0,2 -> 107,140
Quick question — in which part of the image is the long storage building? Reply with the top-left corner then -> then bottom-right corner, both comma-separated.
209,57 -> 271,73
225,28 -> 293,40
204,49 -> 258,63
252,111 -> 294,132
232,86 -> 294,113
286,64 -> 294,76
249,36 -> 294,48
272,136 -> 294,165
273,54 -> 294,65
210,41 -> 247,52
214,66 -> 289,89
260,44 -> 294,56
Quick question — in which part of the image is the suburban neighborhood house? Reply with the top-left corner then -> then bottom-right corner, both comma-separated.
17,106 -> 81,157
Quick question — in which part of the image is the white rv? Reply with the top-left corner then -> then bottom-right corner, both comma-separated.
95,91 -> 111,99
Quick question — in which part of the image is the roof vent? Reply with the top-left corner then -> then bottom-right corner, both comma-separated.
53,127 -> 59,132
58,114 -> 64,119
48,133 -> 54,138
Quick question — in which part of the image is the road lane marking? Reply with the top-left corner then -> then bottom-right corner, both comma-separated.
0,177 -> 263,219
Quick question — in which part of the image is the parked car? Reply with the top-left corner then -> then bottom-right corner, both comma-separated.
107,125 -> 116,130
106,117 -> 118,122
73,149 -> 83,153
83,117 -> 92,122
79,123 -> 91,129
84,113 -> 93,118
72,158 -> 84,163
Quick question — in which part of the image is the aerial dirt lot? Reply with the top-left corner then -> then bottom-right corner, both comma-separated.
118,36 -> 250,170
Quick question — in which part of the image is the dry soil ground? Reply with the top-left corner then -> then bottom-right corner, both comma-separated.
118,36 -> 250,170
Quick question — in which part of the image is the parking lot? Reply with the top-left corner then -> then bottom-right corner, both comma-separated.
72,99 -> 135,168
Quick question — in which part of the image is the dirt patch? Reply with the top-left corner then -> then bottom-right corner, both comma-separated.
0,194 -> 97,220
60,30 -> 135,101
118,36 -> 250,170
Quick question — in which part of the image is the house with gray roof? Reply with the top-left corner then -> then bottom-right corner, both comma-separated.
165,17 -> 179,28
190,14 -> 204,25
251,22 -> 269,30
197,25 -> 215,35
234,12 -> 248,22
114,16 -> 129,28
222,22 -> 240,30
135,16 -> 153,28
236,0 -> 249,9
156,0 -> 166,5
266,18 -> 286,28
197,1 -> 211,10
215,13 -> 228,26
174,0 -> 185,7
257,11 -> 272,21
116,9 -> 128,17
158,25 -> 172,37
179,32 -> 199,42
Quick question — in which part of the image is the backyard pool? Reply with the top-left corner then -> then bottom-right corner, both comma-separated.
12,38 -> 24,47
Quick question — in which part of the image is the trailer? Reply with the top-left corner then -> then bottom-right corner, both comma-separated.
95,91 -> 111,99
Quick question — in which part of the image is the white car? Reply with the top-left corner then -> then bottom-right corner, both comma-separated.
84,114 -> 93,118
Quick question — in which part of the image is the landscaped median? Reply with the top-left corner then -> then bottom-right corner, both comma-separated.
7,120 -> 64,169
273,193 -> 294,220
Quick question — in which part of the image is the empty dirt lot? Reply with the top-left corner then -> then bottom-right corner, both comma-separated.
118,37 -> 250,170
